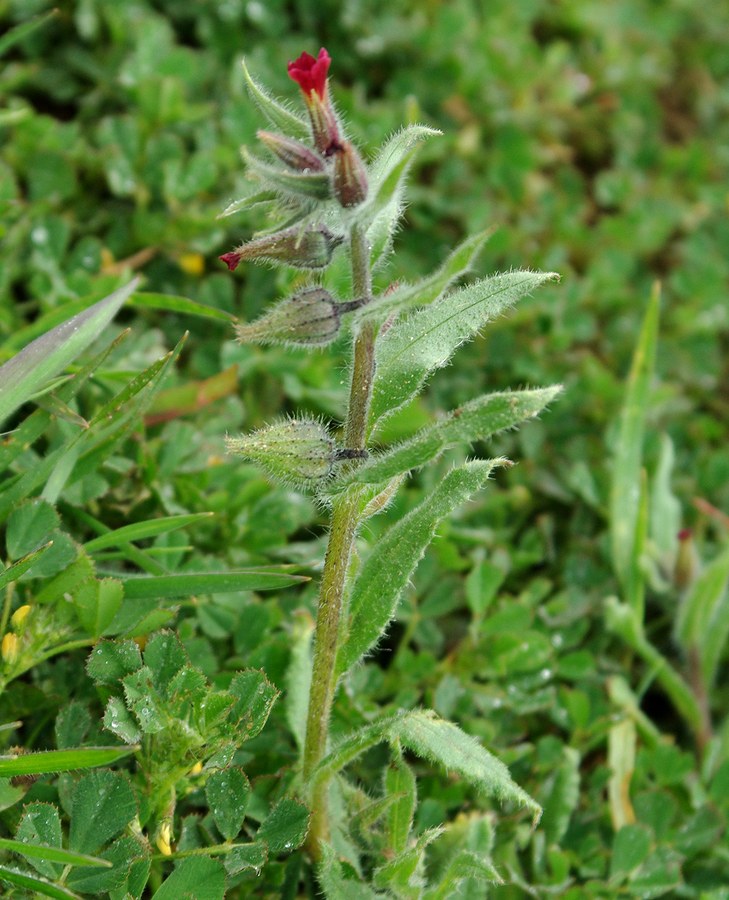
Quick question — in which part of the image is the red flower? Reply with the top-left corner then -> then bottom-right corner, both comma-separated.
288,48 -> 331,99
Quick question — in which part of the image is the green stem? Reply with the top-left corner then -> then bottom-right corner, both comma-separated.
303,223 -> 376,857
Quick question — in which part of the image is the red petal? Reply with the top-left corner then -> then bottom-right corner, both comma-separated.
288,48 -> 331,98
219,252 -> 241,271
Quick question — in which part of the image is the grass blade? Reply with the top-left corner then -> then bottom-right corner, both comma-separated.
0,838 -> 112,869
119,570 -> 307,599
0,746 -> 138,777
609,284 -> 660,618
84,514 -> 214,553
0,280 -> 137,426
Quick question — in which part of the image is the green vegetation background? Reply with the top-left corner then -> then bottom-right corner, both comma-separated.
1,0 -> 729,896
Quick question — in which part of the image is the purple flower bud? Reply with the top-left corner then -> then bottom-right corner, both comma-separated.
219,224 -> 343,271
332,141 -> 368,208
257,130 -> 325,172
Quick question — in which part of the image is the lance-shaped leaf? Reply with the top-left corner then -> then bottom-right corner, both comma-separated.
368,271 -> 559,433
336,459 -> 506,678
360,124 -> 441,267
355,230 -> 493,325
313,709 -> 540,824
241,58 -> 310,141
329,387 -> 561,493
0,279 -> 137,427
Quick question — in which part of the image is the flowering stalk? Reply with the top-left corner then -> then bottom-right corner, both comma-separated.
302,223 -> 375,853
221,48 -> 558,878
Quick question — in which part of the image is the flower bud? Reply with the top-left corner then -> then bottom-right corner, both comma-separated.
332,141 -> 368,208
288,48 -> 341,154
156,820 -> 173,856
10,605 -> 31,630
236,287 -> 343,348
2,633 -> 18,666
226,417 -> 337,488
257,130 -> 325,172
674,528 -> 699,591
220,224 -> 343,272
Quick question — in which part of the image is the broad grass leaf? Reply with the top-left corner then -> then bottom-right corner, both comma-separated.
336,460 -> 507,678
610,284 -> 660,616
369,272 -> 559,433
0,280 -> 137,427
329,387 -> 561,493
0,865 -> 81,900
118,569 -> 306,599
0,747 -> 137,778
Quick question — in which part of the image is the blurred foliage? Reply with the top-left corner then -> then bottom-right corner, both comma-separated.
1,0 -> 729,896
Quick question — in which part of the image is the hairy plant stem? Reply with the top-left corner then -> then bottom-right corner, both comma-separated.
304,223 -> 375,857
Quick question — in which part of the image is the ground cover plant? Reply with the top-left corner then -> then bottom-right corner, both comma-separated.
1,1 -> 729,897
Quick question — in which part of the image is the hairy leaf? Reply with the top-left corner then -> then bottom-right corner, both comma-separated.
336,460 -> 506,678
369,271 -> 559,432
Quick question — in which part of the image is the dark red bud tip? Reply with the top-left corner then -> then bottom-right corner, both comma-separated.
678,528 -> 692,541
219,252 -> 241,272
288,48 -> 331,98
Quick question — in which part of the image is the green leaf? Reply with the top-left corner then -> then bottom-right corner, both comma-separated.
374,828 -> 440,894
541,746 -> 580,845
151,856 -> 226,900
223,842 -> 268,876
143,631 -> 188,693
0,864 -> 82,900
649,434 -> 681,566
86,640 -> 142,685
130,293 -> 234,323
243,149 -> 332,200
395,711 -> 540,822
0,836 -> 111,871
0,9 -> 57,58
318,843 -> 382,899
427,850 -> 502,899
69,770 -> 137,854
0,746 -> 138,777
229,669 -> 279,740
103,697 -> 142,744
330,387 -> 561,492
610,824 -> 652,880
0,544 -> 54,591
257,798 -> 310,854
675,545 -> 729,689
241,58 -> 309,141
385,753 -> 417,856
369,272 -> 559,432
610,284 -> 660,617
119,569 -> 306,599
65,835 -> 148,894
74,578 -> 124,637
14,802 -> 63,879
336,460 -> 506,677
205,768 -> 251,840
356,230 -> 493,325
0,280 -> 137,427
218,188 -> 278,219
84,514 -> 214,553
5,499 -> 59,560
362,125 -> 441,267
314,710 -> 540,823
284,614 -> 314,753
